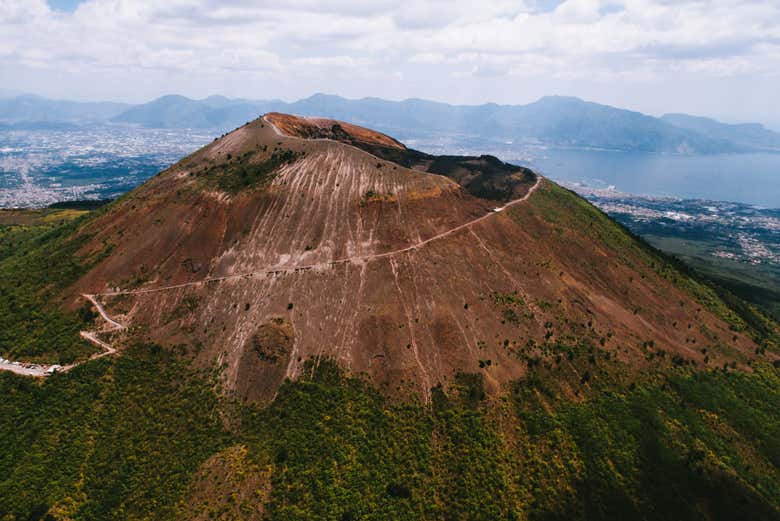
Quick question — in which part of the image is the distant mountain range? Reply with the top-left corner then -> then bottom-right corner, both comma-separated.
660,113 -> 780,152
0,94 -> 130,124
1,92 -> 779,154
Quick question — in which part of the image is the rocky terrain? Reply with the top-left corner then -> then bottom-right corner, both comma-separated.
31,113 -> 763,402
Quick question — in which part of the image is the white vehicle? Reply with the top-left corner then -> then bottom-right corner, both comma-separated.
46,365 -> 62,374
493,207 -> 503,212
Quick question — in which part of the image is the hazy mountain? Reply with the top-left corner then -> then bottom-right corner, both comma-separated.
662,113 -> 780,152
108,94 -> 750,153
1,92 -> 774,153
282,94 -> 736,153
111,94 -> 285,129
0,94 -> 130,124
0,88 -> 24,99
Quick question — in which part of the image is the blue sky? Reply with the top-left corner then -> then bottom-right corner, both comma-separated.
47,0 -> 84,12
3,0 -> 780,127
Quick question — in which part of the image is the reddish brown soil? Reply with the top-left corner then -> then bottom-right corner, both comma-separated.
65,114 -> 761,401
265,112 -> 406,150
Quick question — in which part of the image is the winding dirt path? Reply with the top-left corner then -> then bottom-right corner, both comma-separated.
0,295 -> 124,377
92,175 -> 542,298
83,293 -> 125,330
1,120 -> 542,377
1,173 -> 540,377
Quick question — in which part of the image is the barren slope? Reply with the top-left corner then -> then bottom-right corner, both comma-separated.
62,114 -> 762,401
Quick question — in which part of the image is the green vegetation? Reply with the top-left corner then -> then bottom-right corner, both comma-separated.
491,291 -> 532,325
1,352 -> 778,520
0,208 -> 90,229
425,155 -> 536,202
195,148 -> 302,193
47,199 -> 113,211
0,344 -> 227,520
516,364 -> 780,520
644,234 -> 780,322
525,183 -> 778,349
0,212 -> 111,363
1,175 -> 779,519
244,362 -> 436,520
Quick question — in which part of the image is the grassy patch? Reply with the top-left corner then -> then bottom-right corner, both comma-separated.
515,364 -> 780,520
195,148 -> 302,193
526,183 -> 776,346
0,213 -> 112,363
0,344 -> 227,520
491,291 -> 533,325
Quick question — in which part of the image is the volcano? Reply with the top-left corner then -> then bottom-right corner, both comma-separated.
61,113 -> 760,401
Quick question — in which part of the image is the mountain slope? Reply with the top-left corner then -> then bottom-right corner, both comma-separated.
662,113 -> 780,152
0,95 -> 129,124
110,94 -> 281,128
510,96 -> 742,152
36,113 -> 765,402
1,114 -> 779,520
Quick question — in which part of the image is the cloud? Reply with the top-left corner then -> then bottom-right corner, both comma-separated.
408,52 -> 446,64
0,0 -> 779,110
291,55 -> 371,68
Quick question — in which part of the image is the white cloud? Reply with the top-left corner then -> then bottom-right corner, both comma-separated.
0,0 -> 778,121
291,55 -> 371,68
408,52 -> 446,64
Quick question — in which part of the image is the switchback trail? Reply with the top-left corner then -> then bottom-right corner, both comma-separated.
83,293 -> 125,330
1,119 -> 542,376
0,294 -> 124,377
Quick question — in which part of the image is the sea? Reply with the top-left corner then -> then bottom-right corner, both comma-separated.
522,148 -> 780,209
2,127 -> 780,209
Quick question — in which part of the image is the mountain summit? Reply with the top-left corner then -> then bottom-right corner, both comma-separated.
54,113 -> 760,401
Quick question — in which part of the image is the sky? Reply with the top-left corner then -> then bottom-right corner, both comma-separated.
1,0 -> 780,127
